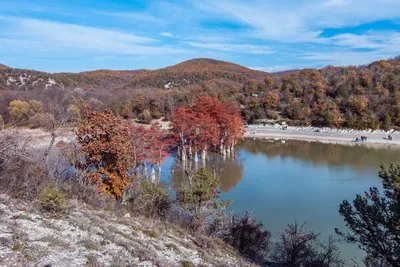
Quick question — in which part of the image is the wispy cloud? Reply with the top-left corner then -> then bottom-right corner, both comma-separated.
317,32 -> 400,51
185,42 -> 275,54
202,0 -> 400,42
249,65 -> 294,73
160,32 -> 180,38
0,0 -> 399,72
1,16 -> 188,56
302,50 -> 398,66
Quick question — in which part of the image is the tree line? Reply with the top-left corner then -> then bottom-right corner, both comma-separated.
1,57 -> 400,131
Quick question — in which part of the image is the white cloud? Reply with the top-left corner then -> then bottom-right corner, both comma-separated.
303,50 -> 399,66
316,32 -> 400,53
1,17 -> 188,56
249,65 -> 293,72
185,42 -> 275,54
160,32 -> 180,38
201,0 -> 400,42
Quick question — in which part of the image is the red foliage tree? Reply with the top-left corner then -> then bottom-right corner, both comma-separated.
169,97 -> 244,161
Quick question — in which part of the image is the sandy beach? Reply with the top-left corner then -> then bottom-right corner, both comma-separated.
244,124 -> 400,146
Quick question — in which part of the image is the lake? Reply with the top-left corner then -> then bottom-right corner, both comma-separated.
160,139 -> 400,263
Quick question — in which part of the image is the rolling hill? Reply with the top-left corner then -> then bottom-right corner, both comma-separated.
0,58 -> 267,91
0,64 -> 10,70
122,58 -> 266,89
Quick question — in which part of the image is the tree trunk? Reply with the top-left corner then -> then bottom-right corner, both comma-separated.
157,162 -> 161,181
150,166 -> 156,182
194,150 -> 198,162
181,146 -> 186,161
188,145 -> 192,159
201,149 -> 207,160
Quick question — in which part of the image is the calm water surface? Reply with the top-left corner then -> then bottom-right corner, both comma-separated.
160,139 -> 400,262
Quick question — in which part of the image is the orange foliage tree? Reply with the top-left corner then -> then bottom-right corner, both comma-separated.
76,108 -> 131,199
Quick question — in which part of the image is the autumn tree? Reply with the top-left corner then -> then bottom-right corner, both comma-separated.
145,124 -> 167,180
264,76 -> 273,89
8,100 -> 31,123
336,163 -> 400,266
76,108 -> 131,199
169,97 -> 244,161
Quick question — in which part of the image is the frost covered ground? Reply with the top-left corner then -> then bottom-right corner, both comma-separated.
0,194 -> 253,267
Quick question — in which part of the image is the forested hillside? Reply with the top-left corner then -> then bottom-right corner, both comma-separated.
0,56 -> 399,129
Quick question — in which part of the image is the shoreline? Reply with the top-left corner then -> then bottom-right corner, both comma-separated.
244,125 -> 400,148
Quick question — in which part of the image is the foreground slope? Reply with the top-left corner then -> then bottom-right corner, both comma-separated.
0,194 -> 253,266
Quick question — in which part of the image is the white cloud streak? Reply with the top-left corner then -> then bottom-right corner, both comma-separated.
0,16 -> 188,56
185,42 -> 275,54
160,32 -> 180,38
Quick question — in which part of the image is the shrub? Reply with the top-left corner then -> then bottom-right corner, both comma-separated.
180,261 -> 195,267
223,212 -> 271,264
139,180 -> 171,218
138,109 -> 152,124
39,187 -> 67,213
142,229 -> 158,238
28,113 -> 55,130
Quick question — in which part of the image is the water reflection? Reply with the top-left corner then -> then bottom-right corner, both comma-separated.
168,153 -> 244,193
162,139 -> 400,262
238,139 -> 400,173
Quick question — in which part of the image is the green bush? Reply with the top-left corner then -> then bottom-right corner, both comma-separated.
39,187 -> 67,213
180,261 -> 195,267
142,229 -> 159,238
139,180 -> 171,218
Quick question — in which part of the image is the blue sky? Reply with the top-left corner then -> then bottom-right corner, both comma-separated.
0,0 -> 399,73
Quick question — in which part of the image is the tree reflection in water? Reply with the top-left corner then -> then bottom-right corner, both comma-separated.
237,139 -> 400,174
168,152 -> 244,193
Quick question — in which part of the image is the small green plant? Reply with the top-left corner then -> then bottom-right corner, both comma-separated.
180,261 -> 195,267
142,229 -> 158,238
104,203 -> 112,212
39,186 -> 67,213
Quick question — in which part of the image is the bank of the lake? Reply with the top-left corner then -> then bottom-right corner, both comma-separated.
245,124 -> 400,146
161,139 -> 400,264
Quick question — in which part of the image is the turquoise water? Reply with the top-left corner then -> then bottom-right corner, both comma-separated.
160,139 -> 400,263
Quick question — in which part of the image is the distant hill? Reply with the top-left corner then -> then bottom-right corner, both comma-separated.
1,57 -> 399,93
0,64 -> 10,70
0,58 -> 267,91
0,68 -> 147,91
123,58 -> 267,89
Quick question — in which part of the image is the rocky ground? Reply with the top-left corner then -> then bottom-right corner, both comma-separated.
245,124 -> 400,146
0,194 -> 254,267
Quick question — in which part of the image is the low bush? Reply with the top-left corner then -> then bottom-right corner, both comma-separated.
39,187 -> 67,214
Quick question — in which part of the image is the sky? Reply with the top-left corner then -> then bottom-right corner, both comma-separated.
0,0 -> 399,73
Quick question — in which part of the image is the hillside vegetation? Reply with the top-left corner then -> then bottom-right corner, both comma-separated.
1,56 -> 400,129
0,64 -> 10,70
